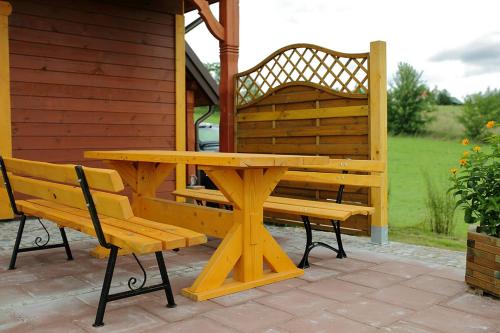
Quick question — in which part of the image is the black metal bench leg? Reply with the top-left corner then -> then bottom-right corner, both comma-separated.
9,214 -> 26,270
155,251 -> 176,308
332,220 -> 347,258
59,228 -> 73,261
298,216 -> 313,269
94,245 -> 118,327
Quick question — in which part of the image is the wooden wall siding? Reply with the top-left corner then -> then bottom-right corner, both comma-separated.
9,0 -> 176,197
235,44 -> 371,235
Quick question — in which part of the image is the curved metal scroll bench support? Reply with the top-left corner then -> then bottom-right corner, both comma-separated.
297,170 -> 348,269
74,166 -> 177,327
0,156 -> 73,270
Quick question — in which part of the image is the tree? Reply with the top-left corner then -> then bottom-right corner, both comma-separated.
458,88 -> 500,141
431,87 -> 459,105
204,62 -> 220,83
388,63 -> 435,135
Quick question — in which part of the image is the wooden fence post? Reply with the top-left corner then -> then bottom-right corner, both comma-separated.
369,41 -> 388,244
0,1 -> 13,219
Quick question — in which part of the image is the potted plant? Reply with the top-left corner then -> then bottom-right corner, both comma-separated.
450,120 -> 499,297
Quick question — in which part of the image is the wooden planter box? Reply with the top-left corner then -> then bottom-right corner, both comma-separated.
466,230 -> 500,297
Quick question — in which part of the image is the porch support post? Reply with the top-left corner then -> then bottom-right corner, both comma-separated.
368,41 -> 388,244
218,0 -> 239,152
191,0 -> 239,152
175,4 -> 186,198
0,1 -> 13,219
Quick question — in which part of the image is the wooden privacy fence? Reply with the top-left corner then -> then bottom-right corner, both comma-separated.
234,42 -> 387,240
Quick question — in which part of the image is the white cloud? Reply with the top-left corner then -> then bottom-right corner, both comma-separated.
186,0 -> 500,98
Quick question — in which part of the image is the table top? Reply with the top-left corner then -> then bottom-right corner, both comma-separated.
85,150 -> 329,168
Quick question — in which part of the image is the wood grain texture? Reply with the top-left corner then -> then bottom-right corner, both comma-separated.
233,41 -> 386,236
9,0 -> 176,185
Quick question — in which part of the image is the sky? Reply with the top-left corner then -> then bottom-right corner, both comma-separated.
185,0 -> 500,100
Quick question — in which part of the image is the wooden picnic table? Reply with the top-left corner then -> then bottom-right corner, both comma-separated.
84,150 -> 329,301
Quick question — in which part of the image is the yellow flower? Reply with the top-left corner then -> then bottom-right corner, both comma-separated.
463,151 -> 469,157
450,168 -> 458,175
459,159 -> 467,166
486,120 -> 495,128
462,138 -> 469,145
473,146 -> 481,152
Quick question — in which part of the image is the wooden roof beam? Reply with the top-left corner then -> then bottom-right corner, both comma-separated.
192,0 -> 225,41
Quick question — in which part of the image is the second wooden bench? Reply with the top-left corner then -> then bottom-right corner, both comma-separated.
174,159 -> 384,268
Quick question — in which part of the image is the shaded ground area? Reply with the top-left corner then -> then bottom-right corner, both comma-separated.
0,220 -> 498,333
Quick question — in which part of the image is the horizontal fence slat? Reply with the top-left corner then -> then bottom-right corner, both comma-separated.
236,105 -> 368,122
238,124 -> 368,138
238,143 -> 369,155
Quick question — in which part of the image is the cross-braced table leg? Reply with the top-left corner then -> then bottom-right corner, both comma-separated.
182,167 -> 303,301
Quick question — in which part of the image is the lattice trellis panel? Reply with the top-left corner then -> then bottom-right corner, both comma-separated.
236,44 -> 369,107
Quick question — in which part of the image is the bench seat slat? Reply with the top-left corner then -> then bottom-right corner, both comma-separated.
26,199 -> 206,250
264,202 -> 352,221
128,216 -> 207,247
16,200 -> 162,254
173,189 -> 374,221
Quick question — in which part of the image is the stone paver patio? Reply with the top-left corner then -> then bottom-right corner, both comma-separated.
0,219 -> 499,333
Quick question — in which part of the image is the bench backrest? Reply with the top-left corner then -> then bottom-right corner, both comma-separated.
0,157 -> 133,220
281,159 -> 385,191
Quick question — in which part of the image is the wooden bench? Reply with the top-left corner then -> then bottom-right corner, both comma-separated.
0,157 -> 207,327
174,159 -> 384,268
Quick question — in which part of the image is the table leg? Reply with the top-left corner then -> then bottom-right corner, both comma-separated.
182,167 -> 303,301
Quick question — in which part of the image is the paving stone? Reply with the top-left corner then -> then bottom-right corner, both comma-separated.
10,297 -> 95,326
380,321 -> 440,333
368,261 -> 433,279
143,317 -> 232,333
21,275 -> 94,299
33,260 -> 104,280
255,289 -> 338,316
338,269 -> 406,289
329,297 -> 414,327
0,268 -> 38,287
408,305 -> 498,333
0,311 -> 25,332
402,274 -> 467,296
0,285 -> 34,308
444,293 -> 500,320
279,310 -> 379,333
313,257 -> 376,272
427,266 -> 466,282
258,278 -> 308,294
366,285 -> 446,311
76,289 -> 152,311
138,295 -> 222,322
300,277 -> 376,302
203,302 -> 293,332
4,322 -> 87,333
347,249 -> 397,264
211,287 -> 269,306
254,328 -> 291,333
74,306 -> 167,332
297,266 -> 341,282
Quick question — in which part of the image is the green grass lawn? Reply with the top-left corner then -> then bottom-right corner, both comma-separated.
425,105 -> 465,140
388,135 -> 468,251
194,107 -> 220,124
